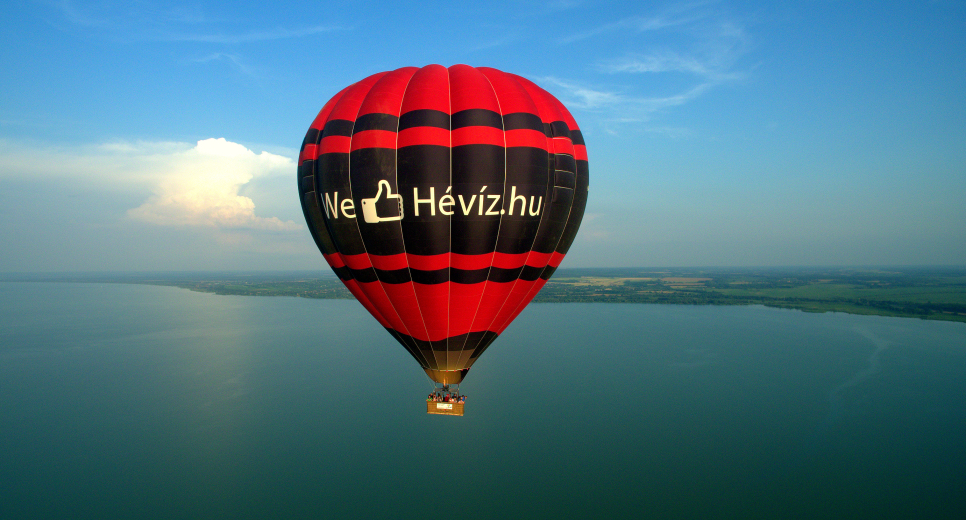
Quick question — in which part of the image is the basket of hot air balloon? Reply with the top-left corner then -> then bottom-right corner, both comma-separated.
296,65 -> 588,415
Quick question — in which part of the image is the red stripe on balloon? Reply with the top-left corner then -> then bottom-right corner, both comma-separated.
369,253 -> 409,271
407,253 -> 449,271
504,129 -> 548,150
299,144 -> 317,164
341,253 -> 373,271
339,252 -> 534,274
318,135 -> 350,156
397,126 -> 449,148
551,136 -> 575,156
323,253 -> 345,268
573,145 -> 588,161
451,126 -> 504,147
525,251 -> 552,267
350,130 -> 398,151
451,252 -> 493,270
492,252 -> 530,269
548,252 -> 566,268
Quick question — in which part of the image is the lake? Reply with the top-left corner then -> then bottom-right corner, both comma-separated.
1,281 -> 964,519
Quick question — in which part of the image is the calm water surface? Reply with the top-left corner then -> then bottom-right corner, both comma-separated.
1,282 -> 964,519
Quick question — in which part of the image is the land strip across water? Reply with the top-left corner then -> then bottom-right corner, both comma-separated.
7,267 -> 965,324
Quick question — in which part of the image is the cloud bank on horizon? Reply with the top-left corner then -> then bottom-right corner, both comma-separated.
1,0 -> 963,271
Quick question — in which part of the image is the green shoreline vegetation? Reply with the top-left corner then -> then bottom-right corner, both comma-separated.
10,267 -> 965,324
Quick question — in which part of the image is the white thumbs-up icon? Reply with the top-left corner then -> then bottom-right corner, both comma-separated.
360,180 -> 404,224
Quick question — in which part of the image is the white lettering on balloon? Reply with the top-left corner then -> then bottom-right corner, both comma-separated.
321,185 -> 543,223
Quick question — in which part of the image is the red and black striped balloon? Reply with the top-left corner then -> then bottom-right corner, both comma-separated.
297,65 -> 588,384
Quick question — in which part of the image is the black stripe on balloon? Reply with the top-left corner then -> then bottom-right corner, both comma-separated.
570,129 -> 585,146
469,333 -> 499,359
451,109 -> 503,130
398,109 -> 450,130
331,265 -> 354,281
398,145 -> 451,184
349,148 -> 407,257
300,175 -> 315,193
414,267 -> 488,285
384,328 -> 427,367
520,265 -> 544,281
550,121 -> 570,138
315,153 -> 367,256
555,160 -> 589,256
297,159 -> 313,183
453,269 -> 489,285
450,144 -> 506,184
301,127 -> 320,151
345,266 -> 540,285
554,170 -> 576,189
540,265 -> 558,280
391,330 -> 499,354
554,154 -> 576,173
322,119 -> 354,137
353,113 -> 399,134
350,267 -> 378,283
410,269 -> 448,285
344,267 -> 415,285
376,268 -> 412,284
503,112 -> 544,132
300,189 -> 340,257
488,266 -> 524,283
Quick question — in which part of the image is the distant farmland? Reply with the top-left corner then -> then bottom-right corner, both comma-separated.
54,266 -> 966,324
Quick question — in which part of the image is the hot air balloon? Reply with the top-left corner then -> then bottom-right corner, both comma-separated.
296,65 -> 588,405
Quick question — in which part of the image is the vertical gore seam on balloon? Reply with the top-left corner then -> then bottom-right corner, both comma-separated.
345,71 -> 427,367
455,67 -> 508,369
494,82 -> 578,334
445,65 -> 453,367
475,72 -> 559,347
392,67 -> 435,370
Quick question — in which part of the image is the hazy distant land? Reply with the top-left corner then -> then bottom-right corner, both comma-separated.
9,267 -> 966,323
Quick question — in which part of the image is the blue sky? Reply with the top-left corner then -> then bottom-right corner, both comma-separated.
1,0 -> 963,271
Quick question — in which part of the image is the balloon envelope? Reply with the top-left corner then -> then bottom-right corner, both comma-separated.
297,65 -> 588,384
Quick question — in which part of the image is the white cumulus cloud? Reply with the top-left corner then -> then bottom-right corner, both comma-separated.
0,137 -> 300,232
127,138 -> 299,230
